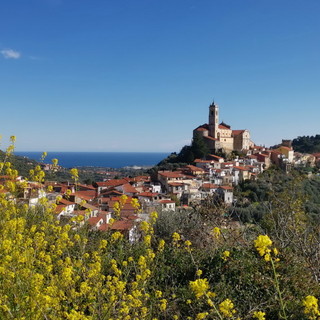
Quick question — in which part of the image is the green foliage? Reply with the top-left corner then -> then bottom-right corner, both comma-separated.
292,135 -> 320,153
191,132 -> 209,159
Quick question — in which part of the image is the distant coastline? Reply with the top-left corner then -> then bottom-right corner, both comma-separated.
15,151 -> 170,169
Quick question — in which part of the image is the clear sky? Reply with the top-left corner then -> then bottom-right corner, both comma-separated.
1,0 -> 319,152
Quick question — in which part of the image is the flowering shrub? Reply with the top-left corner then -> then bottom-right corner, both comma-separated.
0,136 -> 319,319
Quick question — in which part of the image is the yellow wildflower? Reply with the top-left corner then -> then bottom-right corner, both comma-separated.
222,250 -> 230,261
189,278 -> 210,299
219,298 -> 236,317
303,295 -> 320,319
172,232 -> 181,242
158,239 -> 165,252
196,312 -> 208,320
213,227 -> 221,238
196,269 -> 203,277
254,235 -> 273,261
253,311 -> 266,320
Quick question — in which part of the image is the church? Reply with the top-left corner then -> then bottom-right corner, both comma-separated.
193,101 -> 254,154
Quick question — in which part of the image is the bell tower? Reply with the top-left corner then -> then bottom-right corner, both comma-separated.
208,101 -> 219,139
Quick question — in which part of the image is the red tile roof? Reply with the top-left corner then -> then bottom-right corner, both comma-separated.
219,124 -> 231,130
87,216 -> 103,226
111,220 -> 134,231
184,165 -> 205,172
233,166 -> 249,171
208,154 -> 224,160
202,183 -> 218,189
278,146 -> 292,151
138,192 -> 159,197
168,182 -> 185,186
100,189 -> 124,196
159,199 -> 175,204
232,130 -> 245,136
55,205 -> 66,214
122,183 -> 139,194
194,159 -> 213,163
158,171 -> 185,179
58,198 -> 75,206
219,186 -> 233,190
96,179 -> 128,188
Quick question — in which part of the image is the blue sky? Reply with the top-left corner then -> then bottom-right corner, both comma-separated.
1,0 -> 319,152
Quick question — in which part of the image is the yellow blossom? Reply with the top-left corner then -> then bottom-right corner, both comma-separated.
196,269 -> 203,277
172,232 -> 181,242
213,227 -> 221,238
253,311 -> 266,320
303,295 -> 320,319
222,250 -> 230,261
254,235 -> 273,261
189,278 -> 210,299
196,312 -> 209,320
219,299 -> 236,318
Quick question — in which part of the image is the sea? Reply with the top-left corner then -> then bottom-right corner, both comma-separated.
15,152 -> 169,169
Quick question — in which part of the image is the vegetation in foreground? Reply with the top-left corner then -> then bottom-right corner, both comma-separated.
0,136 -> 320,319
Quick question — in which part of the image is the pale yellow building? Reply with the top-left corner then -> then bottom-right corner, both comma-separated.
193,101 -> 254,154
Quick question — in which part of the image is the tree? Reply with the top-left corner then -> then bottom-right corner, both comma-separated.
191,132 -> 209,159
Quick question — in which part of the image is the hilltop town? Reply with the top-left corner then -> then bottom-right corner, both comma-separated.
1,104 -> 320,319
1,101 -> 319,242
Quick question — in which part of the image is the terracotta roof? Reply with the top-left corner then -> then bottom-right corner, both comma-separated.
195,127 -> 208,132
232,130 -> 245,136
110,196 -> 133,202
158,199 -> 175,204
132,176 -> 150,182
195,124 -> 209,131
111,220 -> 134,231
77,184 -> 96,190
87,216 -> 103,226
253,145 -> 265,150
100,189 -> 124,196
55,204 -> 66,214
168,182 -> 185,187
233,166 -> 249,171
208,154 -> 224,160
73,210 -> 88,216
279,146 -> 292,151
80,202 -> 99,211
59,198 -> 75,206
219,124 -> 231,130
202,183 -> 218,189
184,165 -> 205,172
72,192 -> 95,201
138,192 -> 159,197
194,159 -> 213,163
96,179 -> 128,187
219,186 -> 233,190
122,183 -> 139,194
98,224 -> 109,231
158,171 -> 185,179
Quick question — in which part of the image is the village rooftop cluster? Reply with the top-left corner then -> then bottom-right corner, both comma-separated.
1,102 -> 319,242
1,139 -> 319,243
